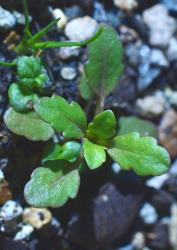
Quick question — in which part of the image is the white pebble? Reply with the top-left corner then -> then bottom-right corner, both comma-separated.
146,173 -> 169,189
114,0 -> 138,11
0,6 -> 16,29
61,67 -> 77,80
0,200 -> 23,221
14,223 -> 34,241
140,203 -> 158,224
65,16 -> 98,42
50,8 -> 67,29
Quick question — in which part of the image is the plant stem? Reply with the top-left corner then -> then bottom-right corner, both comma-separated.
95,95 -> 105,115
23,0 -> 30,32
0,61 -> 16,67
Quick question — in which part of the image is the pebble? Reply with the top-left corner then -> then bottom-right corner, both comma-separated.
143,4 -> 177,47
167,38 -> 177,62
0,6 -> 16,29
136,95 -> 166,118
93,2 -> 107,23
146,174 -> 169,190
65,16 -> 98,41
114,0 -> 138,11
50,8 -> 67,29
162,0 -> 177,12
165,87 -> 177,107
58,46 -> 80,60
140,203 -> 158,224
132,232 -> 145,249
0,200 -> 23,221
13,11 -> 32,25
60,67 -> 77,80
64,5 -> 82,20
14,223 -> 34,241
111,163 -> 121,174
0,200 -> 23,233
23,208 -> 52,229
150,49 -> 169,67
159,109 -> 177,157
120,25 -> 138,43
0,179 -> 12,205
0,169 -> 4,181
169,203 -> 177,250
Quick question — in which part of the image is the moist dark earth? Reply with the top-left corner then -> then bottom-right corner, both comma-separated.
0,0 -> 177,250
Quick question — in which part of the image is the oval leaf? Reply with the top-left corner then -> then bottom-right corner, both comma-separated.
83,139 -> 106,169
108,132 -> 170,176
35,95 -> 87,139
118,116 -> 158,138
24,161 -> 80,208
42,141 -> 81,164
86,110 -> 116,146
85,25 -> 123,97
4,107 -> 54,141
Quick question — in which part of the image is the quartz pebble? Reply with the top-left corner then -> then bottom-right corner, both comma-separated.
146,174 -> 169,190
140,203 -> 158,224
0,6 -> 16,29
114,0 -> 138,11
0,169 -> 4,180
143,4 -> 177,47
61,67 -> 77,80
14,223 -> 34,241
132,232 -> 145,250
136,95 -> 165,118
59,46 -> 80,60
167,38 -> 177,62
23,208 -> 52,229
50,8 -> 67,29
65,16 -> 98,41
162,0 -> 177,12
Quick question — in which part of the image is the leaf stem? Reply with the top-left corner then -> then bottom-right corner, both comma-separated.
0,61 -> 16,67
95,95 -> 105,115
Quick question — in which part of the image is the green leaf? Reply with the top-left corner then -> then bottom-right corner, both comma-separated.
4,107 -> 54,141
42,141 -> 81,164
83,139 -> 106,169
107,132 -> 170,176
35,95 -> 87,139
84,25 -> 123,98
16,56 -> 50,93
86,110 -> 116,146
8,83 -> 39,112
24,161 -> 80,207
78,74 -> 93,100
118,116 -> 158,138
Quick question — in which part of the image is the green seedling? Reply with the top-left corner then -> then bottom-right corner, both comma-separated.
3,22 -> 170,208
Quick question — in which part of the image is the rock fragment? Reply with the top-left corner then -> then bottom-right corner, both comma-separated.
65,16 -> 98,41
114,0 -> 138,11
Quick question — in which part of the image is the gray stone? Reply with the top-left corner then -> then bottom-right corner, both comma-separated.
165,87 -> 177,107
162,0 -> 177,12
61,67 -> 77,80
167,38 -> 177,61
132,232 -> 145,250
143,4 -> 177,47
0,201 -> 23,221
140,203 -> 158,224
0,6 -> 16,29
59,46 -> 80,60
65,16 -> 98,42
150,49 -> 169,67
146,174 -> 169,189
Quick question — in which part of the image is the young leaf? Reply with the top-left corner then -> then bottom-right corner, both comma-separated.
42,141 -> 81,164
84,25 -> 123,98
24,161 -> 80,208
16,56 -> 50,93
107,132 -> 170,176
4,108 -> 54,141
78,74 -> 93,101
118,116 -> 158,138
83,139 -> 106,169
86,110 -> 116,146
8,83 -> 39,112
35,95 -> 87,139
